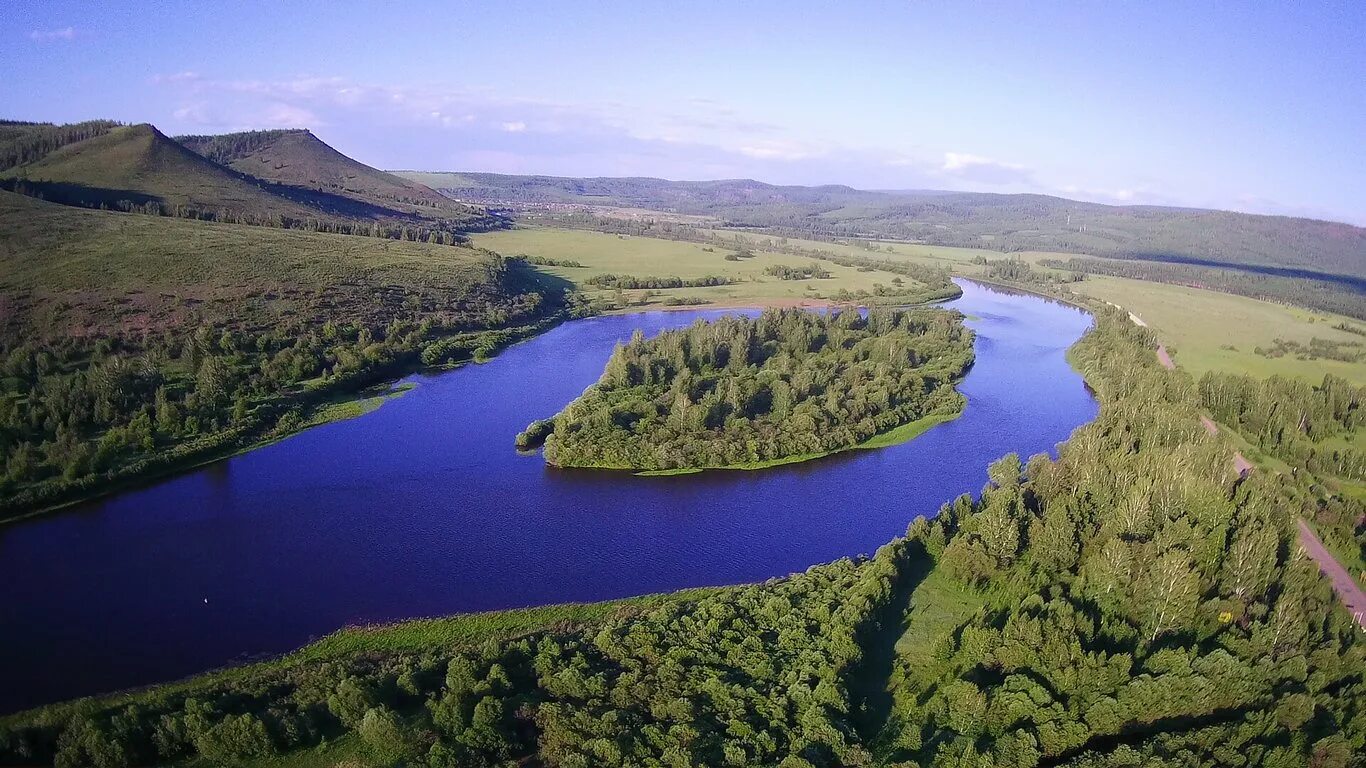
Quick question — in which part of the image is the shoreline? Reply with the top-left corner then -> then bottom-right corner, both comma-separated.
633,408 -> 965,476
0,316 -> 569,525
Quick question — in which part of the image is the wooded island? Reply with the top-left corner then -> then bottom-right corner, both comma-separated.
519,307 -> 974,470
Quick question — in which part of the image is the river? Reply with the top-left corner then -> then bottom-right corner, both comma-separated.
0,279 -> 1096,713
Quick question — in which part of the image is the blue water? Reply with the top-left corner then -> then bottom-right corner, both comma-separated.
0,280 -> 1096,713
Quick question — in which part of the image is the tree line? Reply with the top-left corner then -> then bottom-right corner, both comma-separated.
1199,371 -> 1366,481
1039,256 -> 1366,321
764,263 -> 831,280
0,119 -> 120,172
583,273 -> 732,290
525,307 -> 974,470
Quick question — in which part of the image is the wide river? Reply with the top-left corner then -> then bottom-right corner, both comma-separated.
0,280 -> 1096,713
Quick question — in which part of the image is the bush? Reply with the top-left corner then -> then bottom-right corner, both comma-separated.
193,713 -> 276,762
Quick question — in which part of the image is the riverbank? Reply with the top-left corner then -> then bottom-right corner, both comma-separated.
0,586 -> 726,728
0,317 -> 566,524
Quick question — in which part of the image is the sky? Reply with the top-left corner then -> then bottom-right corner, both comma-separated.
3,1 -> 1364,224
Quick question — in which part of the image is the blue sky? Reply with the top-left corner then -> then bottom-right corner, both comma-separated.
3,1 -> 1363,224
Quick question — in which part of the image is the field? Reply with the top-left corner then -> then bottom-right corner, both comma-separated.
1064,274 -> 1366,385
470,227 -> 936,308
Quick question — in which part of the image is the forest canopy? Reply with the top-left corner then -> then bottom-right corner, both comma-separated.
522,307 -> 974,470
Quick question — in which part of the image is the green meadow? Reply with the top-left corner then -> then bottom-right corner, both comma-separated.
1065,274 -> 1366,385
471,227 -> 936,308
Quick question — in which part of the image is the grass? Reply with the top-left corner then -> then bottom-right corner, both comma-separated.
1065,274 -> 1366,385
892,567 -> 988,677
470,226 -> 936,308
0,190 -> 520,339
301,383 -> 415,429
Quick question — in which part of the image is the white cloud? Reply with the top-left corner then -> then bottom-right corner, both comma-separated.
30,27 -> 76,42
940,152 -> 1033,185
500,121 -> 527,133
262,103 -> 320,128
172,103 -> 216,126
735,139 -> 822,162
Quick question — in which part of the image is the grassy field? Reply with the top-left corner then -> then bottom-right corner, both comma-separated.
470,227 -> 937,308
892,567 -> 988,677
0,190 -> 525,339
1064,274 -> 1366,385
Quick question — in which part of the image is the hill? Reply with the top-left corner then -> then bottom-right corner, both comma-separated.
178,129 -> 496,225
1,121 -> 506,234
0,123 -> 337,221
404,171 -> 1366,282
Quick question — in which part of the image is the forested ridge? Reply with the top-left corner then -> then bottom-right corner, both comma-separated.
3,307 -> 1362,767
528,307 -> 974,470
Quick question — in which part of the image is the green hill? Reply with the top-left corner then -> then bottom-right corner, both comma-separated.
0,123 -> 335,221
2,122 -> 506,234
177,129 -> 483,221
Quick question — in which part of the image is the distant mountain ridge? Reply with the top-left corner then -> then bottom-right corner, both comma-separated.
401,171 -> 1366,281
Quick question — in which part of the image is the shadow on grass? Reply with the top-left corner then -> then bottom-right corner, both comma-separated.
848,538 -> 935,746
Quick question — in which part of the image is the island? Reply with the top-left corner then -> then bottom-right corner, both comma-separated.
518,307 -> 974,471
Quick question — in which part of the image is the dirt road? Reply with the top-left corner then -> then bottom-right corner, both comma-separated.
1297,520 -> 1366,630
1199,416 -> 1254,477
1139,306 -> 1358,628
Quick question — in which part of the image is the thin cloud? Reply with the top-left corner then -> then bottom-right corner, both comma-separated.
940,152 -> 1033,186
500,121 -> 527,133
30,27 -> 77,42
737,139 -> 822,162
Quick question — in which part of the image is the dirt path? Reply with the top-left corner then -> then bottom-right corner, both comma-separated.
1138,310 -> 1357,627
1155,344 -> 1175,370
1199,416 -> 1254,477
1297,520 -> 1366,630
